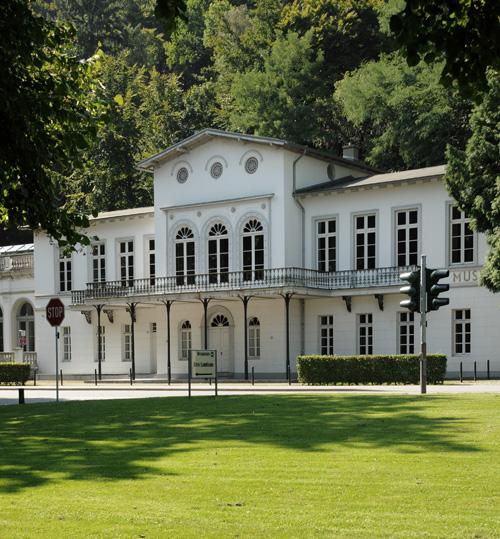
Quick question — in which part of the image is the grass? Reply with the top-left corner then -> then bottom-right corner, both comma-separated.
0,394 -> 499,538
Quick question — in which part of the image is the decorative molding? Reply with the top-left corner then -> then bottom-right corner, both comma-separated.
375,294 -> 384,311
204,154 -> 228,171
170,159 -> 193,176
103,309 -> 114,323
342,296 -> 352,312
81,311 -> 92,324
238,149 -> 264,165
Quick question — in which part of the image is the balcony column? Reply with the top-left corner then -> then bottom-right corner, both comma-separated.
200,298 -> 211,349
94,304 -> 104,380
239,295 -> 251,380
162,300 -> 174,385
127,302 -> 137,379
281,292 -> 294,384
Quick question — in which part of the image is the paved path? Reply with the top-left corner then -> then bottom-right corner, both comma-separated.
1,381 -> 500,405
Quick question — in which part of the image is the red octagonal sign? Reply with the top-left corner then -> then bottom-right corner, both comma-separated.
46,298 -> 65,327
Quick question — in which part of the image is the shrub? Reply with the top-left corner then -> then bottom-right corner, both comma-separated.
297,354 -> 447,385
0,363 -> 31,385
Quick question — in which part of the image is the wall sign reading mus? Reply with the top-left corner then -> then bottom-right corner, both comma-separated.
191,350 -> 217,377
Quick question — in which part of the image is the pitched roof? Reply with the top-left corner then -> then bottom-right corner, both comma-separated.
295,165 -> 446,195
136,128 -> 377,174
89,206 -> 154,222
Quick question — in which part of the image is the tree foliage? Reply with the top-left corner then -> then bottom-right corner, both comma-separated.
446,71 -> 500,291
390,0 -> 500,98
0,0 -> 106,247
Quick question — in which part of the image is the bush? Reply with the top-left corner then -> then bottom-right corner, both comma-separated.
0,363 -> 31,385
297,354 -> 447,385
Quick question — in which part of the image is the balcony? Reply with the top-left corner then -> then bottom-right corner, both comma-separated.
0,253 -> 34,277
71,266 -> 413,305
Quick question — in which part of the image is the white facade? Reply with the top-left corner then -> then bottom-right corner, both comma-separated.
1,129 -> 498,378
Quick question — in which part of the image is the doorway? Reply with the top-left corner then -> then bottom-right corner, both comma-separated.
149,322 -> 157,373
208,313 -> 233,373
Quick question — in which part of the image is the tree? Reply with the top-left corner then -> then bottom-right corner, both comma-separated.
0,0 -> 106,248
335,53 -> 471,170
446,71 -> 500,291
390,0 -> 500,98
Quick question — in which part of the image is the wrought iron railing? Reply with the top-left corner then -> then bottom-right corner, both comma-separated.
71,266 -> 414,304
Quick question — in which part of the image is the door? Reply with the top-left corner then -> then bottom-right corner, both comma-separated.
209,314 -> 232,373
150,322 -> 157,373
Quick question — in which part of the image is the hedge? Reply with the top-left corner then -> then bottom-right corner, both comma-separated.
297,354 -> 447,385
0,363 -> 31,385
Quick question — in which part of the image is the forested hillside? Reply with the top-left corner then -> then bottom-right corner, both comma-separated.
35,0 -> 473,213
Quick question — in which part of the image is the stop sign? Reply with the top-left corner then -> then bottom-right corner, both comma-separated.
46,298 -> 65,327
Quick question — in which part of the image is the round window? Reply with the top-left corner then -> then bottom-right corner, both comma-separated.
176,167 -> 189,183
210,162 -> 223,179
327,163 -> 336,181
245,156 -> 259,174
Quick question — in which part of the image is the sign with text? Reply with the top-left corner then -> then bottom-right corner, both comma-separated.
191,350 -> 217,378
449,268 -> 481,287
46,298 -> 65,327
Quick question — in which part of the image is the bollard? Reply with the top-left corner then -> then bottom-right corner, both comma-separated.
460,362 -> 463,383
474,361 -> 477,381
33,370 -> 37,387
487,360 -> 490,380
94,369 -> 98,386
129,368 -> 133,386
18,388 -> 25,404
209,377 -> 212,386
251,366 -> 255,386
60,369 -> 63,386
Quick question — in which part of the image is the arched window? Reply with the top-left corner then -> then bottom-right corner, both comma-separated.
175,227 -> 195,286
242,219 -> 264,281
210,314 -> 230,327
179,320 -> 192,361
248,317 -> 261,359
0,306 -> 3,352
17,302 -> 35,351
208,223 -> 229,284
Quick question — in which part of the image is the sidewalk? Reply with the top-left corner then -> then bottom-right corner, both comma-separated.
2,380 -> 500,405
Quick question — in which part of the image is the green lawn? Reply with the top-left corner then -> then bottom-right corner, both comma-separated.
0,394 -> 499,538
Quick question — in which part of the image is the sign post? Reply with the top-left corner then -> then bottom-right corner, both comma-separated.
188,350 -> 218,398
46,298 -> 65,403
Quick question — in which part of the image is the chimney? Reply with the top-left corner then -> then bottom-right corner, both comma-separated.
342,143 -> 359,161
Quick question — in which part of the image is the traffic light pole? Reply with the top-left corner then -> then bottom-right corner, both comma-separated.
420,255 -> 427,395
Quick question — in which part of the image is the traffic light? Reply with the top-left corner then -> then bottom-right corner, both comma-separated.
426,268 -> 450,311
400,269 -> 421,312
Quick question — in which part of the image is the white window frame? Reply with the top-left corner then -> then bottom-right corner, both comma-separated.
94,325 -> 106,362
352,212 -> 377,270
179,320 -> 192,361
397,312 -> 415,354
122,324 -> 132,362
394,207 -> 419,267
242,219 -> 265,282
145,235 -> 156,284
90,241 -> 106,283
316,218 -> 337,273
453,309 -> 471,356
61,326 -> 72,362
207,223 -> 229,284
248,317 -> 261,359
319,315 -> 334,355
175,227 -> 196,286
448,205 -> 476,266
117,239 -> 135,286
58,248 -> 72,293
357,313 -> 373,355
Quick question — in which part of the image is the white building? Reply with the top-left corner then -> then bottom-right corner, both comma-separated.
1,129 -> 498,379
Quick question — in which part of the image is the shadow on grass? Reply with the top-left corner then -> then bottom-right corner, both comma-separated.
0,394 -> 481,493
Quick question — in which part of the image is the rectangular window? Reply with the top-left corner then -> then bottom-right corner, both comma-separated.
61,326 -> 72,361
395,209 -> 419,266
453,309 -> 471,355
91,242 -> 106,283
450,206 -> 474,265
119,240 -> 134,286
59,249 -> 72,292
398,312 -> 415,354
319,315 -> 334,355
95,326 -> 105,361
358,313 -> 373,355
122,324 -> 132,361
355,214 -> 376,270
248,318 -> 261,359
317,219 -> 336,272
147,238 -> 155,285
